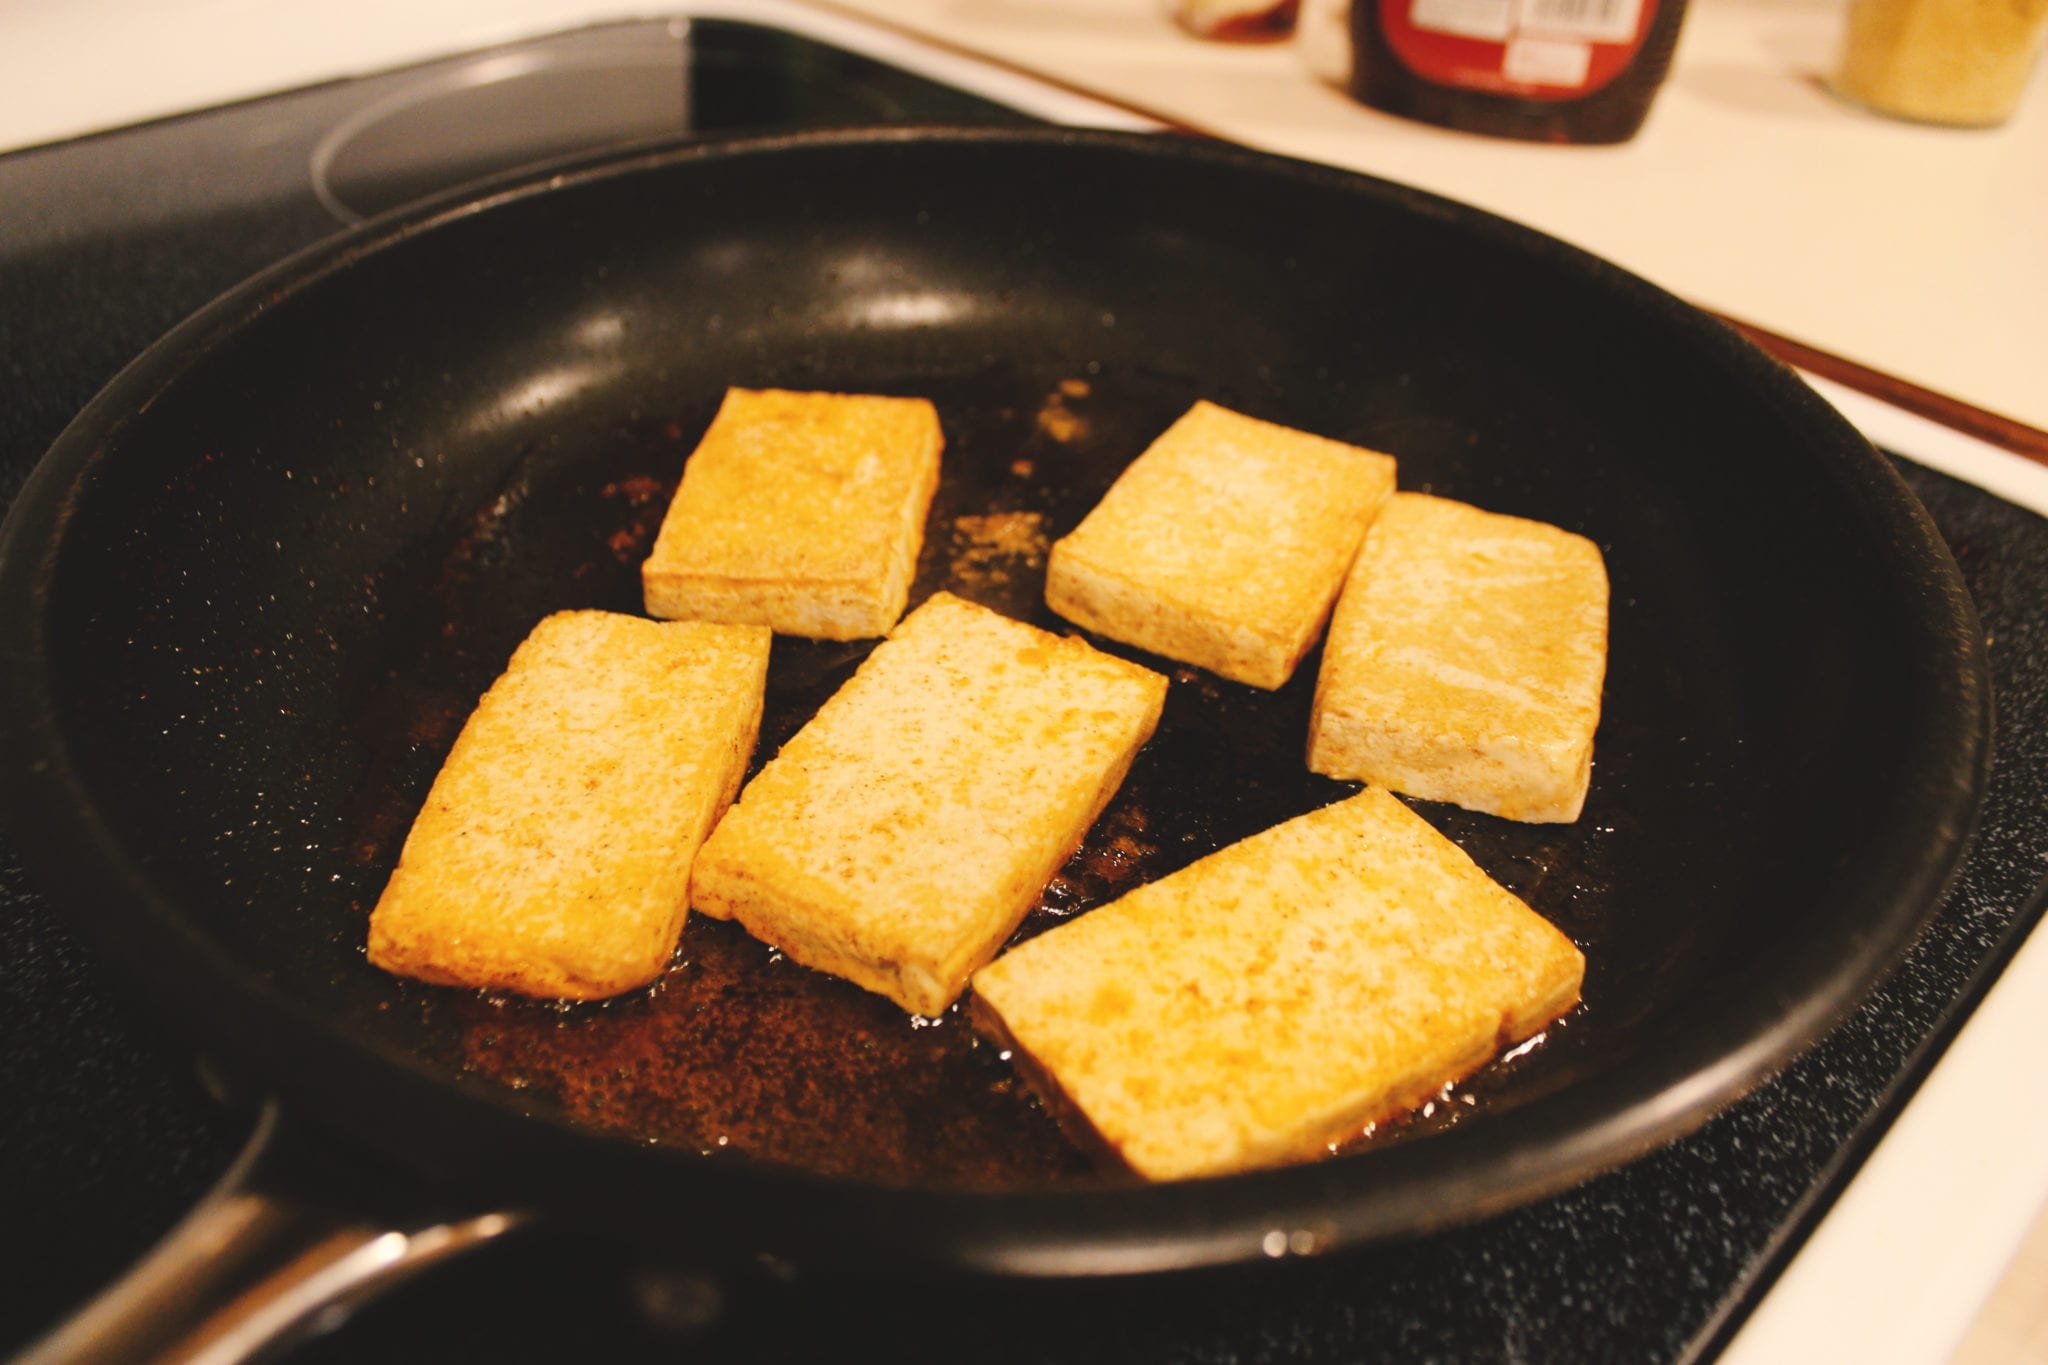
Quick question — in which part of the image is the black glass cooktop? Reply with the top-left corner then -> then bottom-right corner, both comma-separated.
3,15 -> 2044,1363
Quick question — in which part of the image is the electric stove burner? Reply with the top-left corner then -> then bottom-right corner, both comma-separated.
310,19 -> 1020,223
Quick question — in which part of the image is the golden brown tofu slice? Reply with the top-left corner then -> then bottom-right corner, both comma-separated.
971,785 -> 1584,1182
641,387 -> 943,640
690,591 -> 1167,1017
367,611 -> 772,1000
1044,401 -> 1397,690
1307,492 -> 1609,823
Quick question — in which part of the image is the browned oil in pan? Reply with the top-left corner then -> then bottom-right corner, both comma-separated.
324,368 -> 1713,1190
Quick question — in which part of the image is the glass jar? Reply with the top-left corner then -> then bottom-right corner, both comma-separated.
1832,0 -> 2048,128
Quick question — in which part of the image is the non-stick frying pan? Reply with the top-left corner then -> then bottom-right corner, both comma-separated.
0,127 -> 1987,1359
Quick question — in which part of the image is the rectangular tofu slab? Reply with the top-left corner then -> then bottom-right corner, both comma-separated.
1043,400 -> 1396,689
1307,492 -> 1609,823
367,611 -> 772,1000
971,785 -> 1585,1182
690,591 -> 1168,1017
641,387 -> 943,640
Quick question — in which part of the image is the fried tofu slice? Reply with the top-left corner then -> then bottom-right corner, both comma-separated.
367,611 -> 772,1000
1044,401 -> 1396,689
1307,493 -> 1609,823
641,387 -> 943,640
691,591 -> 1167,1017
971,786 -> 1584,1182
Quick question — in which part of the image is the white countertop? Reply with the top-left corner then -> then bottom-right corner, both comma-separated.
4,1 -> 2046,1361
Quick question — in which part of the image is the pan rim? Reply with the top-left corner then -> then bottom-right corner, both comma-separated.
0,125 -> 1992,1273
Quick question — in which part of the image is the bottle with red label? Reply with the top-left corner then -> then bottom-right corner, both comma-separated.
1348,0 -> 1691,143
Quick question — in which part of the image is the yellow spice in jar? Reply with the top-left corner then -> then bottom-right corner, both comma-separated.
1834,0 -> 2048,127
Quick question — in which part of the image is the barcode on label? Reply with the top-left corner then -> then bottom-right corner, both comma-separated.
1516,0 -> 1643,43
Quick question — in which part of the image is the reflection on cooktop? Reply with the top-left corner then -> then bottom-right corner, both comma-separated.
311,18 -> 1024,222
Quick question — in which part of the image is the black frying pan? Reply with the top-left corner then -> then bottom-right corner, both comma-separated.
0,127 -> 1988,1352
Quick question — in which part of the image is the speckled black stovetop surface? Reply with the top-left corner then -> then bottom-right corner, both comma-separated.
3,21 -> 2046,1364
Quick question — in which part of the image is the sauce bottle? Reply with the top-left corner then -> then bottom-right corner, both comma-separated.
1347,0 -> 1691,144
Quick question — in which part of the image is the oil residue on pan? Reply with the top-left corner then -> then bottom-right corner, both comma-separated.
313,362 -> 1730,1191
449,915 -> 1098,1187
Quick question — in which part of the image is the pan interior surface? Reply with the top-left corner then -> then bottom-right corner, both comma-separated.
8,130 -> 1983,1262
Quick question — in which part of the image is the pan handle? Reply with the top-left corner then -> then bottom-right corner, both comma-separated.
17,1100 -> 529,1365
